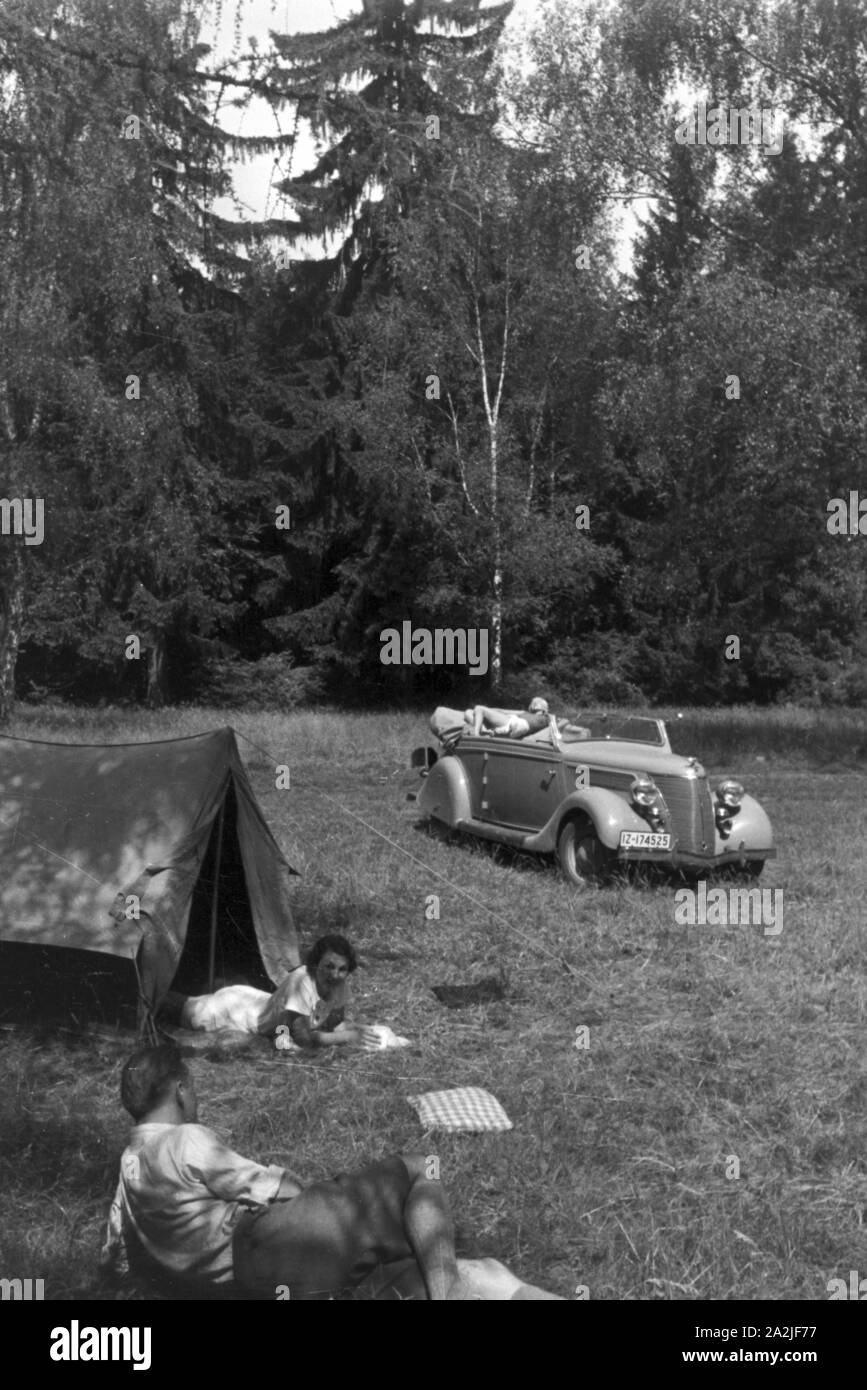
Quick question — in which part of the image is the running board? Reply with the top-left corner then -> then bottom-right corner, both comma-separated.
456,817 -> 535,849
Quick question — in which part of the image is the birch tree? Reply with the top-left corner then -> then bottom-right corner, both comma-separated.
325,132 -> 618,695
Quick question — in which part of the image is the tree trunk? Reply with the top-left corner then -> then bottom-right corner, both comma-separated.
146,630 -> 167,708
0,544 -> 25,721
490,549 -> 503,690
489,418 -> 502,690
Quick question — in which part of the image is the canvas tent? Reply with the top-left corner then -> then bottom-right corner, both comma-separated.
0,727 -> 299,1028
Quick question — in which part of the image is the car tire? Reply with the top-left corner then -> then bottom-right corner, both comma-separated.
557,816 -> 614,885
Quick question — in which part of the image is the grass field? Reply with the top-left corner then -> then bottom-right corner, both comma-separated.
1,703 -> 866,1301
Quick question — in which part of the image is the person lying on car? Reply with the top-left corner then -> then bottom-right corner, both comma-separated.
428,702 -> 589,746
469,696 -> 550,738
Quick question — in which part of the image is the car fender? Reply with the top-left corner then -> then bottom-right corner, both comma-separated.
534,788 -> 648,853
724,793 -> 774,851
417,754 -> 471,827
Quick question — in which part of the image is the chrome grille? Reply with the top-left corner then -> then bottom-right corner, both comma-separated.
654,775 -> 715,855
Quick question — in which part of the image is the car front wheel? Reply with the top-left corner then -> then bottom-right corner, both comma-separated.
557,816 -> 615,886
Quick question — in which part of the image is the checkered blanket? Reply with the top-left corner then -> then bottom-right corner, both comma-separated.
406,1086 -> 513,1133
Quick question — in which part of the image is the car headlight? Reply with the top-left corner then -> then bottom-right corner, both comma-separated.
717,779 -> 744,812
631,775 -> 661,809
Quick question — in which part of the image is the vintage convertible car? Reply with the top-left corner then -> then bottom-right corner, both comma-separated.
410,710 -> 775,886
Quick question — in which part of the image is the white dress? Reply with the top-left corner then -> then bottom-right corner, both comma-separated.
180,984 -> 273,1033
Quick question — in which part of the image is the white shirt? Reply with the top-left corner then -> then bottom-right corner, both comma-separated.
256,966 -> 344,1042
102,1123 -> 284,1285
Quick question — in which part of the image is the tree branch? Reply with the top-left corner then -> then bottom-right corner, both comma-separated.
472,294 -> 493,428
712,9 -> 867,154
20,29 -> 311,106
492,256 -> 510,426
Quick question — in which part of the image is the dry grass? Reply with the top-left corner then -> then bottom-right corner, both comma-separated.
1,704 -> 866,1300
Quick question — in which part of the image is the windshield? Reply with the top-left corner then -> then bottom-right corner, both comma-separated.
557,713 -> 668,746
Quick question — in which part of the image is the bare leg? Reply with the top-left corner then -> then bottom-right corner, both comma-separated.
397,1159 -> 562,1300
456,1257 -> 564,1300
399,1155 -> 466,1300
366,1257 -> 563,1301
472,705 -> 513,736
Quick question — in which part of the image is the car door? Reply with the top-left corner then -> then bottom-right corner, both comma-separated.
481,742 -> 567,830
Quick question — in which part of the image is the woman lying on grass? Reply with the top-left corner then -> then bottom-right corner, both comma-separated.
176,934 -> 379,1050
256,933 -> 380,1051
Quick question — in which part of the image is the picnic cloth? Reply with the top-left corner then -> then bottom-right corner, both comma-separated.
406,1086 -> 513,1133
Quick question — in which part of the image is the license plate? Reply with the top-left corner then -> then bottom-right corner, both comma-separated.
619,831 -> 672,850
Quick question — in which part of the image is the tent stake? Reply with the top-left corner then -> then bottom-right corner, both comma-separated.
207,798 -> 225,994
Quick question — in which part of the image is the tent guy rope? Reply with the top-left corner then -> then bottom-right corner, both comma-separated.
234,729 -> 581,983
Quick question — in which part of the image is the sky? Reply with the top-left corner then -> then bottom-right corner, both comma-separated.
191,0 -> 829,282
195,0 -> 555,259
192,0 -> 803,278
199,0 -> 357,231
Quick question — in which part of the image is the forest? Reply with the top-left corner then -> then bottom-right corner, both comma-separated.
2,0 -> 866,714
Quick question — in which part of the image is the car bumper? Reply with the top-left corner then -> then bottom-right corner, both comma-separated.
617,845 -> 776,868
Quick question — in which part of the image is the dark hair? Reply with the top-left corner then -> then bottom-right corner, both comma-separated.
306,933 -> 358,973
121,1044 -> 188,1121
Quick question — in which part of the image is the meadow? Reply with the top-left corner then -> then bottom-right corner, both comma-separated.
1,703 -> 866,1301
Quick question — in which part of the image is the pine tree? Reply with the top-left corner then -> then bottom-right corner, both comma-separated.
261,0 -> 514,300
233,1 -> 515,692
633,142 -> 712,310
0,0 -> 257,711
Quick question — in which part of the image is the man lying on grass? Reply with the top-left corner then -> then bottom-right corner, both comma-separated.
101,1044 -> 562,1301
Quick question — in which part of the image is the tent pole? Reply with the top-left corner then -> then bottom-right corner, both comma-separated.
207,798 -> 225,994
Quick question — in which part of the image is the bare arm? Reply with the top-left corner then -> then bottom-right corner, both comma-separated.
274,1173 -> 302,1200
286,1011 -> 379,1049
